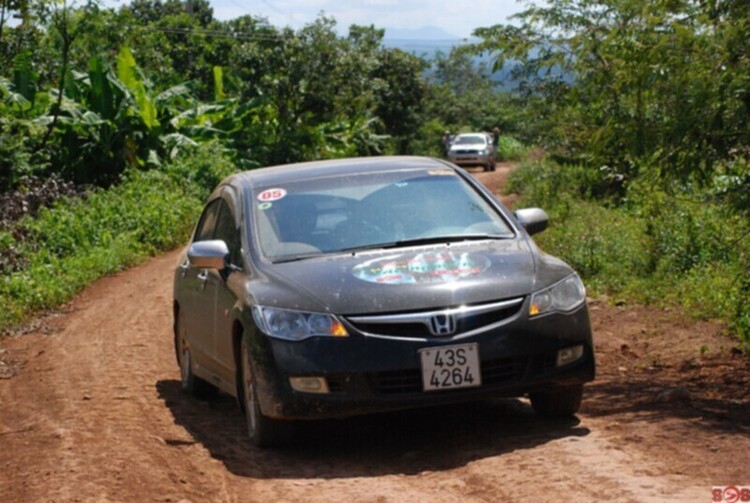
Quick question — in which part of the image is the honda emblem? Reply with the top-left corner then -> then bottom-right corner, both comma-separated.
429,313 -> 456,336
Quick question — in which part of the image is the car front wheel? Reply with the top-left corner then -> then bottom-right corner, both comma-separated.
240,338 -> 292,447
529,384 -> 583,417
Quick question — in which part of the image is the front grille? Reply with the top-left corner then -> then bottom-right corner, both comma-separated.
483,356 -> 528,386
350,322 -> 432,338
459,307 -> 522,334
369,368 -> 423,395
368,356 -> 527,396
326,375 -> 348,393
346,298 -> 524,339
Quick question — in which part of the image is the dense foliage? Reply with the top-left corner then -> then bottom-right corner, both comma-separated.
0,0 -> 508,331
0,142 -> 230,330
1,0 -> 748,349
0,1 -> 445,191
472,0 -> 750,198
507,161 -> 750,349
475,0 -> 750,348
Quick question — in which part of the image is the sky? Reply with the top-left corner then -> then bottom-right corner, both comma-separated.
200,0 -> 524,40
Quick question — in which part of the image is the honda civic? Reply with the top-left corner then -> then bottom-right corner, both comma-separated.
173,156 -> 595,446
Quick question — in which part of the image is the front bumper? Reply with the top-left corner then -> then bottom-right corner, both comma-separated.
448,152 -> 491,166
247,302 -> 595,420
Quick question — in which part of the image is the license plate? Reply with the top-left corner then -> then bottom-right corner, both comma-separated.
419,343 -> 481,392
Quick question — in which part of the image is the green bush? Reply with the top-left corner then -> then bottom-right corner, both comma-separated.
0,143 -> 239,332
163,140 -> 238,202
509,158 -> 750,348
630,187 -> 739,275
532,197 -> 648,293
411,119 -> 446,158
506,160 -> 626,205
495,135 -> 527,161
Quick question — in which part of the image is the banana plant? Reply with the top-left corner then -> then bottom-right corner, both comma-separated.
38,47 -> 210,183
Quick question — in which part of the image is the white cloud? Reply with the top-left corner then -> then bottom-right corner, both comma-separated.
216,0 -> 523,38
99,0 -> 523,37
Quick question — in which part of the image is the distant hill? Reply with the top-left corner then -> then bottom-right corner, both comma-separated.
383,26 -> 461,41
382,25 -> 471,57
381,26 -> 517,89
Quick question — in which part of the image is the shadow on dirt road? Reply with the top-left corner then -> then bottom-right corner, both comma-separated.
583,378 -> 750,433
157,379 -> 590,479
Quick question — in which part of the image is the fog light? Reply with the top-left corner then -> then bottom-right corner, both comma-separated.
289,376 -> 329,394
556,345 -> 584,367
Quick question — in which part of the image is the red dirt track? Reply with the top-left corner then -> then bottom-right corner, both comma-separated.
1,163 -> 748,502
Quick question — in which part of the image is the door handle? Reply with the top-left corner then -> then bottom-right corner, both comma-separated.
197,270 -> 209,290
180,260 -> 190,277
197,270 -> 208,282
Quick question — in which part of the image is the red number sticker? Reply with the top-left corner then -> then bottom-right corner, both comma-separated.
257,188 -> 287,202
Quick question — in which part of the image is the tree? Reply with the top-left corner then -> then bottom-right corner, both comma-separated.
423,49 -> 510,134
471,0 -> 750,187
371,48 -> 426,152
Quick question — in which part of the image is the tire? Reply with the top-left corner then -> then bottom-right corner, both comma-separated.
240,338 -> 293,447
175,311 -> 217,399
483,161 -> 491,172
529,384 -> 583,418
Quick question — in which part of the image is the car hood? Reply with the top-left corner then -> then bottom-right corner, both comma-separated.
257,239 -> 571,315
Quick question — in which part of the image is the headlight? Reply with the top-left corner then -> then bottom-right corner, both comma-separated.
529,274 -> 586,317
252,306 -> 348,341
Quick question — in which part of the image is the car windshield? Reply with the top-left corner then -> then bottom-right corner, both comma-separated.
250,168 -> 514,261
453,135 -> 486,145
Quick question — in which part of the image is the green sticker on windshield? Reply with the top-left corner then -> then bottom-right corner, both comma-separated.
258,202 -> 272,210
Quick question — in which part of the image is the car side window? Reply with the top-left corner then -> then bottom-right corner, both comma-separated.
194,199 -> 221,242
214,199 -> 243,268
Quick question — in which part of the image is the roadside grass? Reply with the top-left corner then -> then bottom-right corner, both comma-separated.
0,142 -> 236,333
495,135 -> 527,161
508,160 -> 750,349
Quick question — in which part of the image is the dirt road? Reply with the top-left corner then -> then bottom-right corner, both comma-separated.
1,163 -> 748,502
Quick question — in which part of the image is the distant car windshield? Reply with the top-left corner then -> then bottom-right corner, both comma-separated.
453,135 -> 487,145
250,168 -> 514,261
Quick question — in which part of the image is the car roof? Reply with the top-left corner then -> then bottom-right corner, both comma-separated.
230,156 -> 454,189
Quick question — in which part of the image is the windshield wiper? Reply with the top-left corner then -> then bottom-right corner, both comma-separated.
271,252 -> 325,264
341,234 -> 512,254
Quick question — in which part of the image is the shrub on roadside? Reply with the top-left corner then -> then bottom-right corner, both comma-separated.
495,135 -> 527,161
531,196 -> 648,293
507,158 -> 750,348
506,160 -> 626,205
0,143 -> 239,332
162,141 -> 238,202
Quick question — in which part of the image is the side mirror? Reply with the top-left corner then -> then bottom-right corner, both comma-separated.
514,208 -> 549,236
188,240 -> 230,270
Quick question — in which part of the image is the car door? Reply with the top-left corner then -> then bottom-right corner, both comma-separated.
208,194 -> 245,383
180,198 -> 222,371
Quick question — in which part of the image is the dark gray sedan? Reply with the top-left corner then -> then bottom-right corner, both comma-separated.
173,156 -> 595,446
